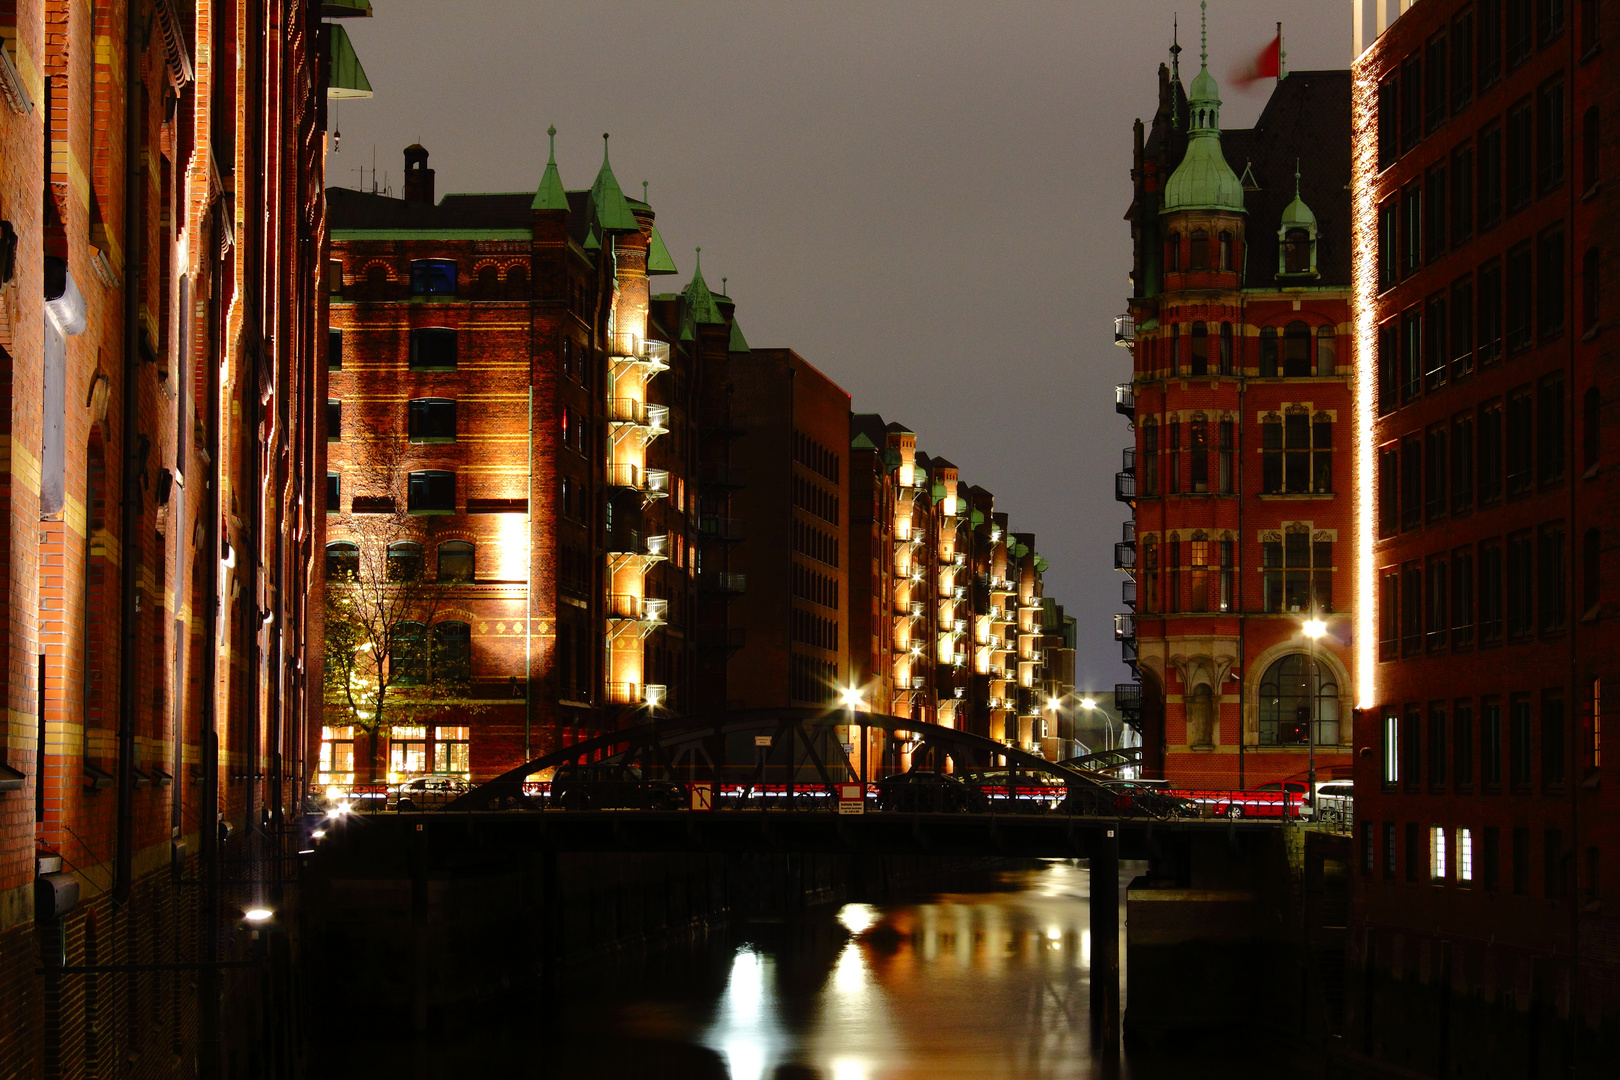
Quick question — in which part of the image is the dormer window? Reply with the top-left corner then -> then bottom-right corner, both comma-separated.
1284,228 -> 1313,274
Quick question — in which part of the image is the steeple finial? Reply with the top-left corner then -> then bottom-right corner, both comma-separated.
722,276 -> 727,295
547,125 -> 557,161
532,125 -> 568,211
1294,158 -> 1302,199
642,180 -> 648,202
603,132 -> 610,161
1200,1 -> 1208,69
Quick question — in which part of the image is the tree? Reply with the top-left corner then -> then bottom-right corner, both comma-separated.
322,447 -> 481,782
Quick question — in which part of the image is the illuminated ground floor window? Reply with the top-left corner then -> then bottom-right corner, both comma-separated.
1456,827 -> 1473,882
389,724 -> 471,777
1430,825 -> 1447,882
318,725 -> 355,785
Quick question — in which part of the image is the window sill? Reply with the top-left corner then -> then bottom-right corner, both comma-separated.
409,366 -> 458,374
1258,492 -> 1335,501
407,509 -> 456,517
409,437 -> 457,445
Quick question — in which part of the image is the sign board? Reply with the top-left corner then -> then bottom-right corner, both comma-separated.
689,781 -> 714,812
837,783 -> 865,815
754,736 -> 774,747
841,743 -> 855,754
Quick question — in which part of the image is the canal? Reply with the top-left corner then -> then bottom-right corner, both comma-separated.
313,859 -> 1279,1078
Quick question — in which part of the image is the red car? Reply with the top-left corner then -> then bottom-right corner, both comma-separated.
1207,783 -> 1309,820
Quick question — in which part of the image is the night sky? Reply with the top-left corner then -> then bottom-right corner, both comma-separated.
327,0 -> 1353,686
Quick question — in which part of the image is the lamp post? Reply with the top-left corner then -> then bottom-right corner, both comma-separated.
1081,697 -> 1117,755
1302,617 -> 1328,816
840,686 -> 866,784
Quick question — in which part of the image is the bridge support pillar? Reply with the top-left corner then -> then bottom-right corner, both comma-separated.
1090,827 -> 1120,1055
411,824 -> 430,1035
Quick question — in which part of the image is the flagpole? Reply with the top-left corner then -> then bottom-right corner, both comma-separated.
1278,22 -> 1287,80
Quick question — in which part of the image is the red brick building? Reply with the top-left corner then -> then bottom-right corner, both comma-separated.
1122,26 -> 1356,793
1348,1 -> 1619,1073
0,0 -> 343,1074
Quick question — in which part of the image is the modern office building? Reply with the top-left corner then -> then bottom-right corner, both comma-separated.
1120,20 -> 1357,792
1349,0 -> 1618,1072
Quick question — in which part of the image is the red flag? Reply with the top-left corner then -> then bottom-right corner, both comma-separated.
1232,33 -> 1281,88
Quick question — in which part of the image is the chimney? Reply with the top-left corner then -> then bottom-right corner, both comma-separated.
403,144 -> 434,205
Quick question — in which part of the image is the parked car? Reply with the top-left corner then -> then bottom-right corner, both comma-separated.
961,769 -> 1067,814
1062,780 -> 1196,819
1208,787 -> 1308,819
389,774 -> 470,810
874,770 -> 987,813
548,762 -> 685,810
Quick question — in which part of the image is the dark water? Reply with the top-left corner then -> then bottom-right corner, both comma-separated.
316,860 -> 1282,1079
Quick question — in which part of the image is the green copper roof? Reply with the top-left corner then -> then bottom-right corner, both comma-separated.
1034,555 -> 1050,573
1013,542 -> 1030,558
883,447 -> 902,470
728,317 -> 750,352
583,223 -> 600,251
1162,6 -> 1244,214
647,224 -> 678,275
326,24 -> 373,99
851,432 -> 878,450
1279,163 -> 1316,227
589,135 -> 641,233
931,480 -> 946,503
532,126 -> 569,211
683,248 -> 724,325
970,508 -> 985,526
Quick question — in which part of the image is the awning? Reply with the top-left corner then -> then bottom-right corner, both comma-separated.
327,24 -> 373,99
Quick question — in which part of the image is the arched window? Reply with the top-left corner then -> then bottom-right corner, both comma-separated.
505,264 -> 529,297
432,621 -> 473,685
1259,326 -> 1280,377
1165,232 -> 1181,272
1258,653 -> 1340,746
391,621 -> 427,686
1189,229 -> 1209,270
1284,228 -> 1313,274
1170,323 -> 1181,374
388,541 -> 423,581
1316,326 -> 1337,376
1283,321 -> 1312,377
1218,230 -> 1233,270
476,264 -> 500,297
437,541 -> 474,583
1190,321 -> 1208,375
325,541 -> 359,581
1219,322 -> 1234,374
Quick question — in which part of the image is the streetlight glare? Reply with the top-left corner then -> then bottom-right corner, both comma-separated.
1302,619 -> 1328,640
1046,697 -> 1060,711
243,907 -> 275,923
1080,698 -> 1097,710
839,687 -> 864,709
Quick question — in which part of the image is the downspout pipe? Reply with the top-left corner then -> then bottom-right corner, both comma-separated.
113,0 -> 143,904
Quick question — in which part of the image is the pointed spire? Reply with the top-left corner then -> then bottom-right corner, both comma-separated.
683,246 -> 724,325
646,223 -> 678,275
729,316 -> 750,353
1162,0 -> 1245,214
532,124 -> 569,211
589,132 -> 640,232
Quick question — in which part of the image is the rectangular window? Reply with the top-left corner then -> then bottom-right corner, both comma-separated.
1379,202 -> 1400,290
1452,547 -> 1476,648
1479,124 -> 1503,230
1427,294 -> 1450,390
325,399 -> 341,442
1380,567 -> 1400,660
1431,825 -> 1448,882
432,726 -> 471,775
1455,699 -> 1475,785
1480,542 -> 1504,644
1543,688 -> 1566,786
1404,706 -> 1424,790
1429,703 -> 1449,787
1362,822 -> 1375,875
1478,260 -> 1504,366
1426,32 -> 1449,133
1483,825 -> 1501,891
1545,828 -> 1565,898
1507,531 -> 1535,636
1512,827 -> 1530,895
1507,0 -> 1534,67
1590,676 -> 1604,773
1407,822 -> 1424,882
1539,524 -> 1567,632
1403,562 -> 1424,657
409,327 -> 458,370
1427,164 -> 1449,258
1479,401 -> 1503,502
1480,0 -> 1504,86
318,725 -> 357,784
1383,709 -> 1401,785
1219,420 -> 1234,494
1453,11 -> 1476,111
1426,425 -> 1449,521
1537,81 -> 1565,192
1401,436 -> 1423,530
1538,0 -> 1566,43
408,398 -> 458,442
1451,277 -> 1475,380
1402,54 -> 1424,151
1403,184 -> 1424,275
1537,229 -> 1565,338
1379,444 -> 1400,538
1379,78 -> 1399,169
326,472 -> 340,514
1506,389 -> 1534,495
410,259 -> 458,296
328,328 -> 343,371
407,470 -> 456,514
1483,697 -> 1504,785
1378,322 -> 1399,415
1457,828 -> 1474,882
1507,102 -> 1534,211
1451,146 -> 1475,244
1511,694 -> 1534,785
1452,411 -> 1475,512
1403,309 -> 1424,402
1385,822 -> 1399,878
1506,244 -> 1534,351
1428,559 -> 1450,652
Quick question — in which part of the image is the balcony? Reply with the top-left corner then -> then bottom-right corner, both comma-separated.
1114,314 -> 1135,346
606,594 -> 667,624
1113,541 -> 1136,571
700,571 -> 746,594
607,531 -> 668,568
1113,613 -> 1135,641
1115,383 -> 1135,420
609,334 -> 671,373
606,463 -> 670,500
1121,638 -> 1138,664
1114,683 -> 1142,714
604,681 -> 642,706
1121,578 -> 1136,608
606,398 -> 670,438
1115,471 -> 1135,503
699,516 -> 745,541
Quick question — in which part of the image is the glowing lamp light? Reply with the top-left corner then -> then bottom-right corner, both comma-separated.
311,829 -> 327,840
1046,697 -> 1060,711
1080,698 -> 1098,711
242,907 -> 275,923
839,687 -> 864,710
1302,618 -> 1328,640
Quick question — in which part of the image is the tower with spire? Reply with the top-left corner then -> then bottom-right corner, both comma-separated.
1113,4 -> 1356,795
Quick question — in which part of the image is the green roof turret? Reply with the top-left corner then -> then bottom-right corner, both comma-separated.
1279,162 -> 1316,228
683,247 -> 724,325
1161,3 -> 1246,215
588,133 -> 641,232
532,125 -> 569,211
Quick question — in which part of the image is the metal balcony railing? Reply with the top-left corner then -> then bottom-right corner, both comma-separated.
1113,613 -> 1135,641
606,593 -> 642,619
1121,447 -> 1135,473
645,533 -> 670,559
606,398 -> 650,425
604,681 -> 642,705
641,598 -> 668,623
609,334 -> 671,371
700,571 -> 746,594
1114,683 -> 1142,713
699,516 -> 745,541
1122,519 -> 1136,544
910,675 -> 927,691
1114,314 -> 1135,346
1120,638 -> 1138,664
1115,383 -> 1135,419
1121,578 -> 1137,608
606,463 -> 670,496
1115,472 -> 1135,503
1114,541 -> 1136,571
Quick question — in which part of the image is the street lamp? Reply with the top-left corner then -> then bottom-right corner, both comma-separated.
1080,697 -> 1117,755
1302,617 -> 1328,817
840,686 -> 866,784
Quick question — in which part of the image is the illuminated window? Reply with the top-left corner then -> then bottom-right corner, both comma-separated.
389,725 -> 429,775
437,541 -> 474,583
410,259 -> 457,295
325,541 -> 358,580
1383,710 -> 1401,785
1262,530 -> 1333,614
318,726 -> 356,784
1431,826 -> 1448,882
433,727 -> 470,774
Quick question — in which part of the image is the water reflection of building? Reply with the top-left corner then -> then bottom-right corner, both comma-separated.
1119,15 -> 1355,791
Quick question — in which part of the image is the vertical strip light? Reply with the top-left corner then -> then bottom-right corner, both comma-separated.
1350,56 -> 1379,709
